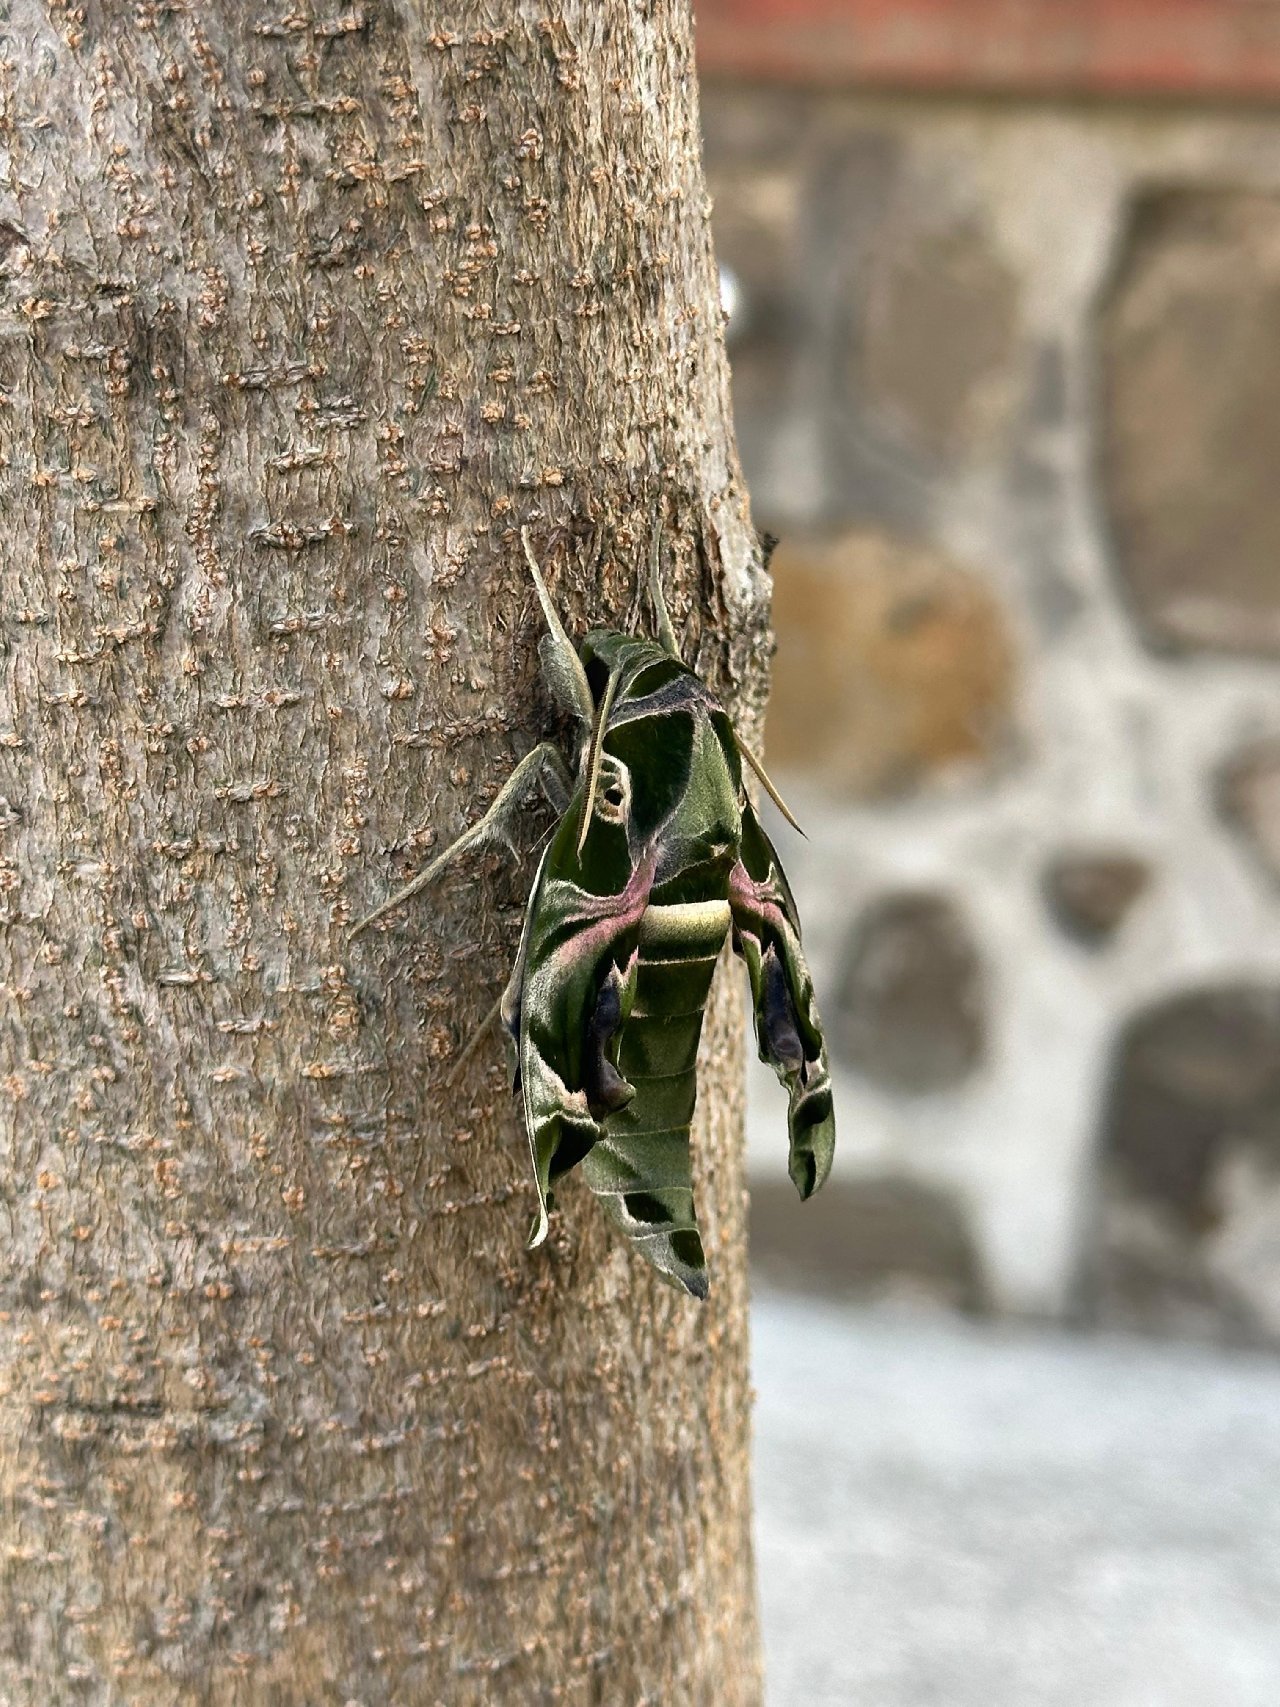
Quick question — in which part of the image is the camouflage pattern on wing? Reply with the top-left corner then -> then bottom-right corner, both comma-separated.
503,637 -> 748,1297
500,808 -> 655,1251
397,529 -> 842,1302
728,803 -> 836,1201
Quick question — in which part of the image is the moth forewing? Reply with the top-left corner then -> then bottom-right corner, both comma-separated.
577,889 -> 734,1300
511,797 -> 657,1246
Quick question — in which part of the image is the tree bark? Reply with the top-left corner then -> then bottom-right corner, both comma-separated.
0,3 -> 768,1702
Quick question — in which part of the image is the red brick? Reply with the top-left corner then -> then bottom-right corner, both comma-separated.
697,0 -> 1280,100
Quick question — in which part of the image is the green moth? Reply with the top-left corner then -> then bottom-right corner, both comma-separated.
352,528 -> 835,1299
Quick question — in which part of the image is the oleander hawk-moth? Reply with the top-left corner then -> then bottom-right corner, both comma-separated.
352,528 -> 835,1299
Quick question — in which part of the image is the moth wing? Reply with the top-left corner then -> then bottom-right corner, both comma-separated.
580,1062 -> 710,1300
729,801 -> 835,1199
506,803 -> 654,1249
501,839 -> 598,1249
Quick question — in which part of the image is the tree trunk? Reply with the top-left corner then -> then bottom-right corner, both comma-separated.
0,3 -> 768,1702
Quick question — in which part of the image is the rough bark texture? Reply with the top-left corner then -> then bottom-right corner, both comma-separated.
0,4 -> 768,1702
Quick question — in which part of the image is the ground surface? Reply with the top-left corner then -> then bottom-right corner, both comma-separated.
752,1289 -> 1280,1706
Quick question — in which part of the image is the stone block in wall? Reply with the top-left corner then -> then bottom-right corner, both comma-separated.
1087,985 -> 1280,1342
703,99 -> 906,514
861,218 -> 1022,459
1101,191 -> 1280,658
766,530 -> 1017,798
832,891 -> 987,1093
750,1175 -> 988,1311
703,116 -> 808,424
1042,851 -> 1154,948
1217,740 -> 1280,891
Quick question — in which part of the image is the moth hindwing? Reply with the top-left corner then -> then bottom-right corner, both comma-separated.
356,530 -> 835,1300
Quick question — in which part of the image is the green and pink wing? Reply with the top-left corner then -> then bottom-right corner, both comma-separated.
729,803 -> 836,1200
501,808 -> 655,1248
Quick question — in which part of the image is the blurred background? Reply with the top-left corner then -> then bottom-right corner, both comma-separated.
694,1 -> 1280,1700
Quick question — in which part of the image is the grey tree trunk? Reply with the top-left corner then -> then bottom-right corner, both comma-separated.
0,3 -> 768,1703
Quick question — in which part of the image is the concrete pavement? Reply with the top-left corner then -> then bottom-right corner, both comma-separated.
752,1289 -> 1280,1706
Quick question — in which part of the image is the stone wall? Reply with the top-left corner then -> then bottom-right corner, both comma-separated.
703,88 -> 1280,1340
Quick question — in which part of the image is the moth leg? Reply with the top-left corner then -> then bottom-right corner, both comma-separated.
538,751 -> 573,815
348,741 -> 574,939
445,994 -> 505,1090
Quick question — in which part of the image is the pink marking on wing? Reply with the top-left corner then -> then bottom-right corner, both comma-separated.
728,859 -> 790,939
544,846 -> 660,977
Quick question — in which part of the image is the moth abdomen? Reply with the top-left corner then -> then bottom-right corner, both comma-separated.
627,952 -> 722,1020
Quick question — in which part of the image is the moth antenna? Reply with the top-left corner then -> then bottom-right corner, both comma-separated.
648,521 -> 681,659
521,527 -> 594,726
576,667 -> 622,858
736,731 -> 806,837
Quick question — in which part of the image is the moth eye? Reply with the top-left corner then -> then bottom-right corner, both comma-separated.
594,756 -> 630,824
